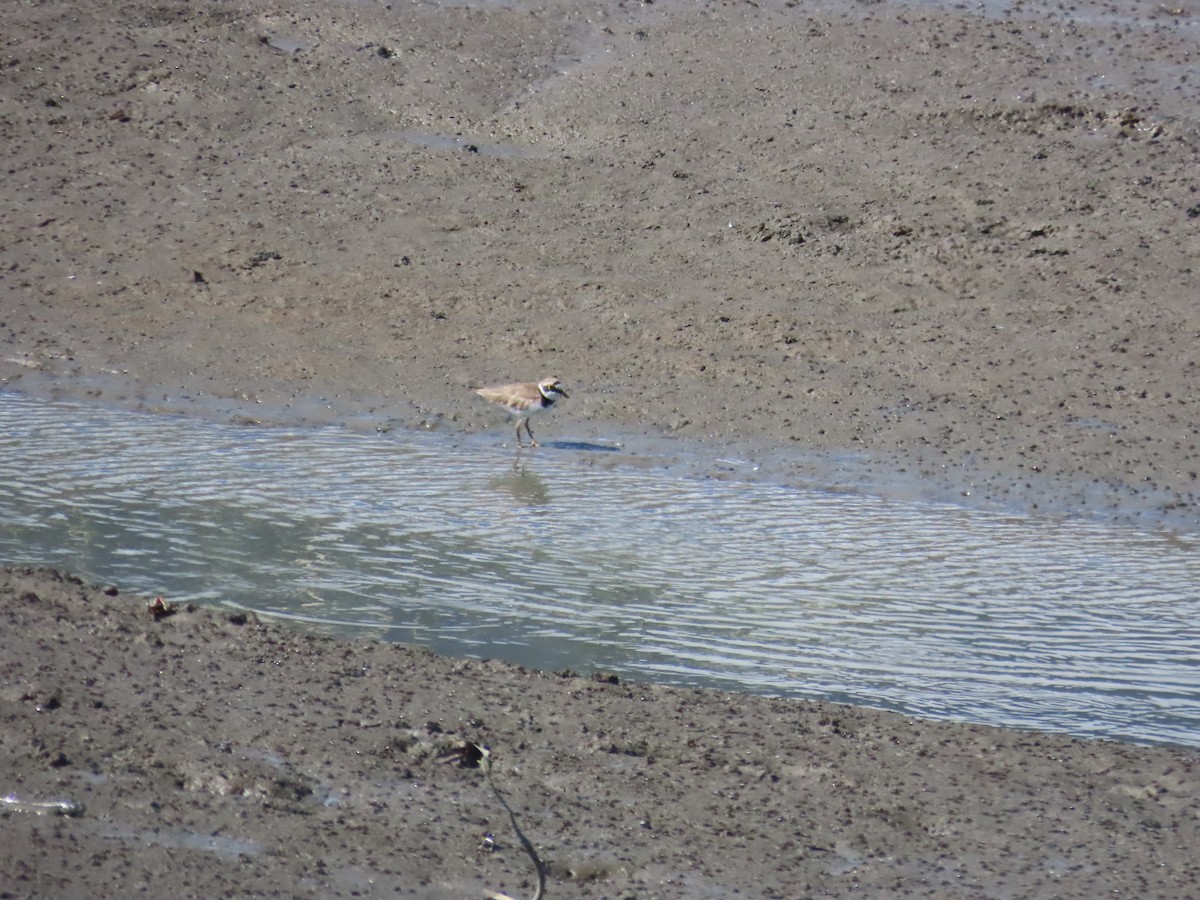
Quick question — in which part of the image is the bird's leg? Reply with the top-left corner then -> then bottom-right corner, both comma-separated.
514,422 -> 525,448
525,420 -> 539,447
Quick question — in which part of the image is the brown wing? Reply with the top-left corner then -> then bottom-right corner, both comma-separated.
473,382 -> 542,411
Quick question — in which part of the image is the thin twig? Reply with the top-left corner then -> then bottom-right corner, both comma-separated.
479,745 -> 545,900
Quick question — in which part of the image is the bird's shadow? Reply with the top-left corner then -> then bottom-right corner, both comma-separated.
539,440 -> 621,453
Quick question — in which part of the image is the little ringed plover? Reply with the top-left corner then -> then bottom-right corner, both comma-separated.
472,376 -> 568,447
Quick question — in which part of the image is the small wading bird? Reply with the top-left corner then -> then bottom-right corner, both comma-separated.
472,376 -> 568,448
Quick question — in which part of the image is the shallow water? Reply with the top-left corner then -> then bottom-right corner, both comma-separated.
2,392 -> 1197,747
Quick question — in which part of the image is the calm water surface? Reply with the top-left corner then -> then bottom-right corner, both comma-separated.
1,393 -> 1197,747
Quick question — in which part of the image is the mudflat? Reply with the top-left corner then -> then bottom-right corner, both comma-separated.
4,0 -> 1198,525
3,566 -> 1198,898
2,0 -> 1198,896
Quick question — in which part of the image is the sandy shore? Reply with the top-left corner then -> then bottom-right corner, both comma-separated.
2,0 -> 1199,895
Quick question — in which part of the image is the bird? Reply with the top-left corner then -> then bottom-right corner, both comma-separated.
472,376 -> 568,447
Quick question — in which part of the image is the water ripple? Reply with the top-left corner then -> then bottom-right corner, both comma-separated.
1,392 -> 1197,746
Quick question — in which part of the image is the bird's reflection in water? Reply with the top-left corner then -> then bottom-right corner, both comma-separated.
486,451 -> 552,506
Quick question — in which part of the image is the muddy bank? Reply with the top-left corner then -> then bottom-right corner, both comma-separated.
2,0 -> 1198,527
2,567 -> 1198,898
